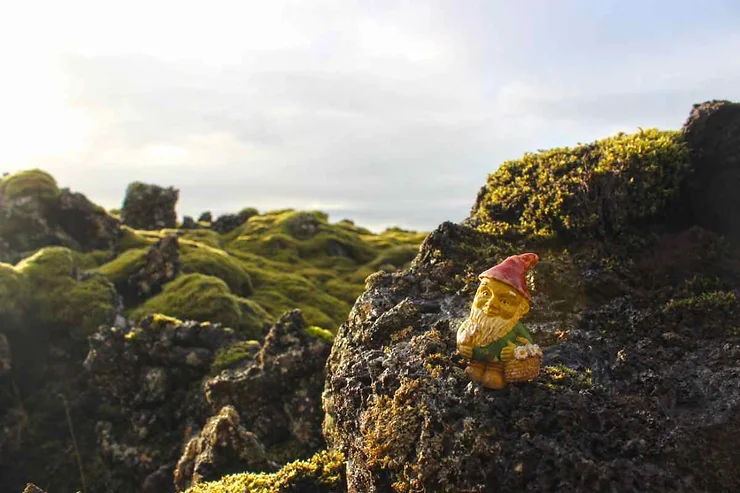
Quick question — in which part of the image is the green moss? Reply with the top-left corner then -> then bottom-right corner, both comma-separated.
324,278 -> 364,305
15,247 -> 117,337
118,226 -> 155,251
304,325 -> 334,343
96,248 -> 148,285
473,129 -> 691,240
0,169 -> 59,201
0,262 -> 29,331
179,229 -> 222,248
131,274 -> 266,337
180,246 -> 253,296
211,340 -> 261,372
369,244 -> 419,269
185,450 -> 345,493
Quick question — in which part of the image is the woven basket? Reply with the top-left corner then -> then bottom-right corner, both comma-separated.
504,355 -> 542,383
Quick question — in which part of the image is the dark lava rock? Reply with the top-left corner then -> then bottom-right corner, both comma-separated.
173,405 -> 278,491
323,220 -> 740,492
211,209 -> 258,234
121,182 -> 179,230
198,212 -> 213,224
0,171 -> 121,258
84,315 -> 243,492
205,310 -> 331,463
117,235 -> 180,306
52,189 -> 122,251
682,100 -> 740,242
181,216 -> 197,229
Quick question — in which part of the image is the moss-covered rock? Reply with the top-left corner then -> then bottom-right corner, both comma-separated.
131,274 -> 266,336
0,170 -> 121,258
15,247 -> 118,338
0,169 -> 59,201
471,129 -> 691,240
181,246 -> 253,296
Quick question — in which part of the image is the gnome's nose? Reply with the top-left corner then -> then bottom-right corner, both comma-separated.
484,298 -> 498,316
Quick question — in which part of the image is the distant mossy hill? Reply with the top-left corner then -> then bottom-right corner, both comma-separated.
0,171 -> 425,339
106,210 -> 424,335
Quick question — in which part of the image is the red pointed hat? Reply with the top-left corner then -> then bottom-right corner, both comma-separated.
479,253 -> 539,301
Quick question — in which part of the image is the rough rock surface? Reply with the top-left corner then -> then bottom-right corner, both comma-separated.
205,310 -> 332,463
211,210 -> 255,235
121,182 -> 179,230
84,315 -> 242,492
682,100 -> 740,242
324,221 -> 740,492
118,235 -> 180,306
174,406 -> 278,492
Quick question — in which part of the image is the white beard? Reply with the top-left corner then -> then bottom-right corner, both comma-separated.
457,307 -> 517,348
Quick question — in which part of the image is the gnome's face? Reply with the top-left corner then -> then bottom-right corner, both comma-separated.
465,278 -> 530,344
473,277 -> 529,320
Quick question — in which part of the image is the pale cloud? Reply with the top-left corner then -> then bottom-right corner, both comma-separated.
2,0 -> 740,231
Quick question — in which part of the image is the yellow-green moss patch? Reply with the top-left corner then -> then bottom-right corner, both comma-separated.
15,247 -> 117,337
185,450 -> 345,493
473,129 -> 691,240
0,169 -> 59,201
131,274 -> 267,337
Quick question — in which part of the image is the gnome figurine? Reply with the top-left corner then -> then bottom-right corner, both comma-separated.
457,253 -> 542,389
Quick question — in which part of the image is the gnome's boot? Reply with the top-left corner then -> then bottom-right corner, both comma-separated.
466,361 -> 507,390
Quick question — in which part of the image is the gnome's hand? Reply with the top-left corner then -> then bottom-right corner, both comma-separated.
500,341 -> 518,362
457,343 -> 473,360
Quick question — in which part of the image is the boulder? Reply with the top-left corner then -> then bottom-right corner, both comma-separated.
173,406 -> 278,491
104,235 -> 180,306
121,182 -> 179,230
681,100 -> 740,242
323,220 -> 740,492
181,216 -> 197,230
211,208 -> 258,234
198,212 -> 213,224
0,170 -> 121,258
84,315 -> 243,492
204,310 -> 331,463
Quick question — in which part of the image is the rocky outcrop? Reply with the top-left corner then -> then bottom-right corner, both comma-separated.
121,182 -> 179,230
682,100 -> 740,242
181,216 -> 197,229
211,209 -> 258,234
0,170 -> 121,260
323,102 -> 740,492
204,310 -> 332,463
84,315 -> 242,492
174,406 -> 278,491
116,235 -> 180,306
81,310 -> 332,492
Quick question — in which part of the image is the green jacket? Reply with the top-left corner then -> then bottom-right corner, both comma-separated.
471,322 -> 533,362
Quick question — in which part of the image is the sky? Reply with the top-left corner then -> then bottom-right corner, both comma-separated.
2,1 -> 740,232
